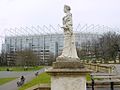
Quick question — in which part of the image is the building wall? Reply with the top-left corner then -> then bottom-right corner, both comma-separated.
2,33 -> 100,65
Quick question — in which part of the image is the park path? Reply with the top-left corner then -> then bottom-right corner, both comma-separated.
0,71 -> 34,78
0,68 -> 45,90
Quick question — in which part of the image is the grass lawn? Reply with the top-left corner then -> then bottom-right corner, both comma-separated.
86,74 -> 91,81
0,78 -> 16,85
19,72 -> 51,90
0,66 -> 44,71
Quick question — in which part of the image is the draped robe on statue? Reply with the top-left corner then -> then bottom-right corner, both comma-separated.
59,13 -> 78,59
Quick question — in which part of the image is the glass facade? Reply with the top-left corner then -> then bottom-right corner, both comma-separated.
2,33 -> 100,65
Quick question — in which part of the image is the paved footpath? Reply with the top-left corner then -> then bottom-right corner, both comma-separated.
0,71 -> 33,78
0,68 -> 45,90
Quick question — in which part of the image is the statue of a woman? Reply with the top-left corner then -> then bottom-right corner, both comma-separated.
57,5 -> 79,61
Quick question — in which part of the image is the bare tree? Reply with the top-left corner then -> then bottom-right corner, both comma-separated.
77,41 -> 93,63
48,52 -> 56,66
99,32 -> 120,63
79,32 -> 120,64
0,52 -> 7,66
15,49 -> 38,66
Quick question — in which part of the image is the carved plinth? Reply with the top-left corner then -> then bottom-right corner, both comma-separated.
46,67 -> 92,76
56,56 -> 80,62
46,67 -> 92,90
53,61 -> 84,69
46,57 -> 92,90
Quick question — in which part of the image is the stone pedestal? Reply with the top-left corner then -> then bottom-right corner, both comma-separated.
46,60 -> 92,90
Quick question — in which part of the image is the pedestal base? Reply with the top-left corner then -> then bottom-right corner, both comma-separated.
46,57 -> 92,90
56,56 -> 80,62
46,68 -> 92,90
51,74 -> 86,90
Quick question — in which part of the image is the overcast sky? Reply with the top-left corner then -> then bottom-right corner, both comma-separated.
0,0 -> 120,50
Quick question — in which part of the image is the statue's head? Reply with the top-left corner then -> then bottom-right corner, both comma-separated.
64,5 -> 71,13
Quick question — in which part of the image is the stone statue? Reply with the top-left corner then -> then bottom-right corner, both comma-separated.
46,5 -> 88,90
57,5 -> 79,61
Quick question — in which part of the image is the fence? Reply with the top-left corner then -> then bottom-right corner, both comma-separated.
89,73 -> 120,90
84,63 -> 115,73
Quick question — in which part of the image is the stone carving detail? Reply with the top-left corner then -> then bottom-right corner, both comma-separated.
58,5 -> 79,60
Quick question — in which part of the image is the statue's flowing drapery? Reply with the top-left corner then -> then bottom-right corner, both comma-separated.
59,13 -> 78,58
